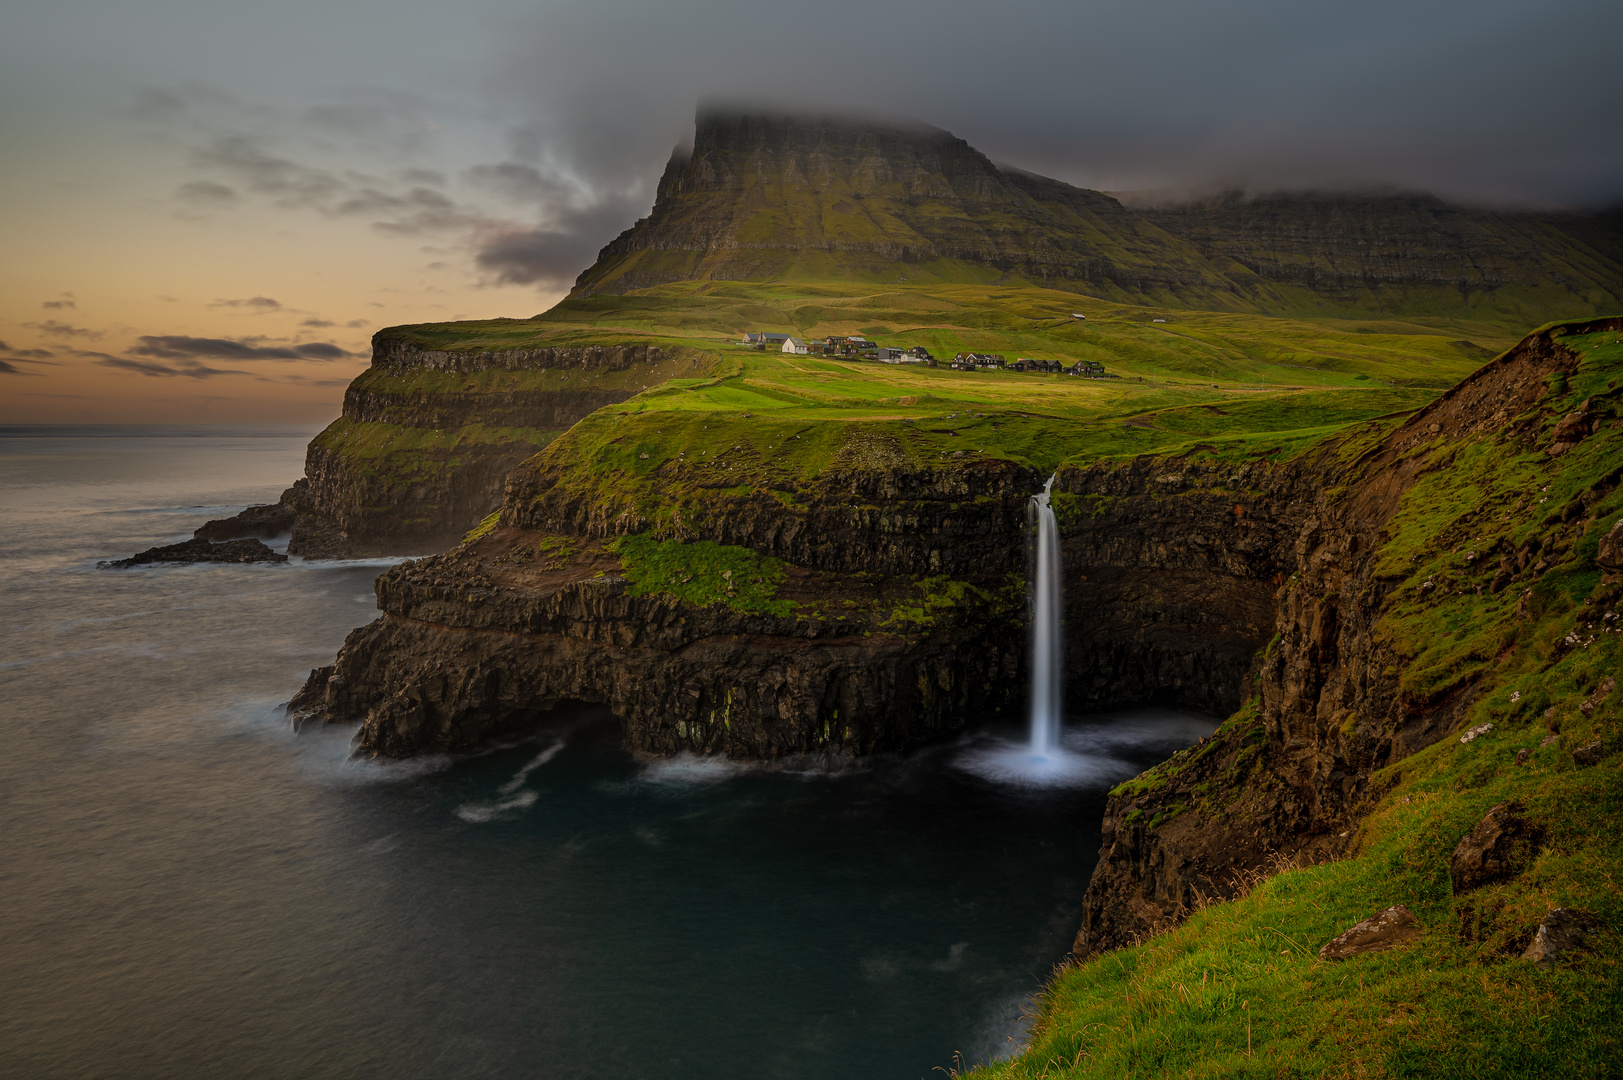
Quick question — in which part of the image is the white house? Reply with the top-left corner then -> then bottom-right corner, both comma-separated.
782,337 -> 809,355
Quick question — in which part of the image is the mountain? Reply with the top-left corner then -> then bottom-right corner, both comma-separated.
571,108 -> 1623,321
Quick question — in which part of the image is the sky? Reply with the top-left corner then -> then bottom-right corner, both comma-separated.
3,0 -> 1620,423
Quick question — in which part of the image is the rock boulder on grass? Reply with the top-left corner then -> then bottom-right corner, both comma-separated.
1449,802 -> 1543,894
1318,905 -> 1423,961
1523,909 -> 1602,970
1599,518 -> 1623,580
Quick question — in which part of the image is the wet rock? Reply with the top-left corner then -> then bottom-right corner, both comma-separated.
194,501 -> 296,541
1572,741 -> 1606,766
1449,802 -> 1543,894
102,537 -> 287,567
1523,909 -> 1602,969
1318,905 -> 1423,960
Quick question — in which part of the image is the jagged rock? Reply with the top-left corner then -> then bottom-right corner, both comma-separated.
1523,909 -> 1602,969
194,502 -> 296,541
103,537 -> 287,568
1580,676 -> 1616,715
1459,722 -> 1494,744
1572,741 -> 1606,766
1449,802 -> 1543,894
1598,518 -> 1623,580
1318,906 -> 1423,961
1548,400 -> 1594,455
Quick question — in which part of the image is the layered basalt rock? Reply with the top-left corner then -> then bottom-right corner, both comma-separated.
290,524 -> 1021,758
507,454 -> 1039,577
1052,457 -> 1318,717
1137,191 -> 1623,304
205,335 -> 682,559
1070,318 -> 1623,959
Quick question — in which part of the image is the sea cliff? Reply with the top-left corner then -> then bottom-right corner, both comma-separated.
204,334 -> 697,558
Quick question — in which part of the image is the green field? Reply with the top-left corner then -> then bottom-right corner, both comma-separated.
381,280 -> 1524,494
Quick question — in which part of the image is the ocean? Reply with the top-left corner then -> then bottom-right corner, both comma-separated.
0,426 -> 1214,1080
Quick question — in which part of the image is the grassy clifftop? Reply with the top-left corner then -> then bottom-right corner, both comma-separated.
967,324 -> 1623,1079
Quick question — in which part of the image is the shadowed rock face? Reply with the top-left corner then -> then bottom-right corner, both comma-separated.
1070,317 -> 1623,960
570,109 -> 1623,316
1449,802 -> 1544,894
1138,192 -> 1623,303
289,525 -> 1022,759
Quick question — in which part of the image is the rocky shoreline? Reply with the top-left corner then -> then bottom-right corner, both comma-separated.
102,536 -> 287,568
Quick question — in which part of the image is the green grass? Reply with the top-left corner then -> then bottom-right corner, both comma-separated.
965,322 -> 1623,1079
610,532 -> 796,616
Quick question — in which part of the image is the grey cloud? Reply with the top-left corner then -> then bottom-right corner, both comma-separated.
403,168 -> 447,186
130,335 -> 355,361
479,0 -> 1623,209
96,355 -> 249,379
473,192 -> 651,287
29,320 -> 102,339
176,180 -> 239,205
42,299 -> 76,310
210,296 -> 282,310
301,317 -> 335,327
0,360 -> 41,376
474,225 -> 605,287
337,186 -> 484,235
345,319 -> 369,328
194,136 -> 345,208
466,162 -> 573,206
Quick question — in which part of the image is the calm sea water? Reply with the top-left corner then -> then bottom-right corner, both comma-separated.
0,426 -> 1215,1080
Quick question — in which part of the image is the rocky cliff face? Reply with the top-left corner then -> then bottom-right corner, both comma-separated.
206,335 -> 686,558
289,500 -> 1025,758
507,452 -> 1039,577
293,321 -> 1617,780
1070,317 -> 1623,958
1052,456 -> 1319,718
1138,191 -> 1623,306
568,109 -> 1623,318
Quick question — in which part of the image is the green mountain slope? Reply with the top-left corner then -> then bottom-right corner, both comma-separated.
570,109 -> 1623,325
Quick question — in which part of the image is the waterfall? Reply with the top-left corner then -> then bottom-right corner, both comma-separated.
1028,475 -> 1063,756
